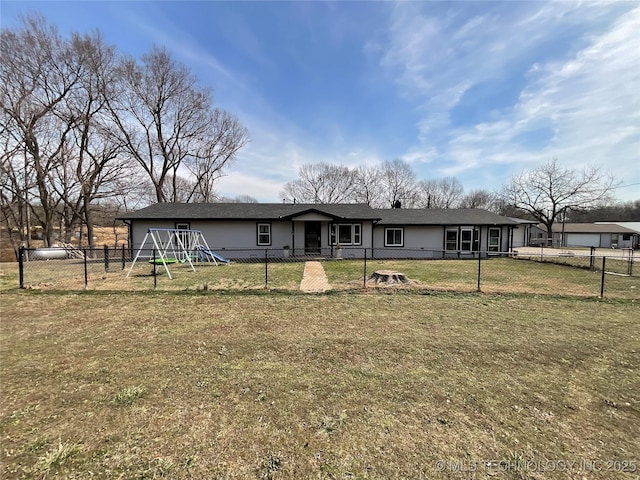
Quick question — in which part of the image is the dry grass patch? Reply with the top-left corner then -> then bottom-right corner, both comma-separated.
16,259 -> 307,292
1,291 -> 638,478
326,258 -> 640,299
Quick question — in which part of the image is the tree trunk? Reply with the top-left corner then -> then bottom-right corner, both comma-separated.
84,194 -> 95,248
369,270 -> 410,285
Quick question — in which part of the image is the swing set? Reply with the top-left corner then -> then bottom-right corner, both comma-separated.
126,228 -> 229,279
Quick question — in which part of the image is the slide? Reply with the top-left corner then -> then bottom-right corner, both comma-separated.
198,246 -> 230,264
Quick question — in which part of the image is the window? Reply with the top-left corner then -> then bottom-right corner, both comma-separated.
385,228 -> 404,247
257,223 -> 271,246
488,228 -> 501,252
460,229 -> 473,252
445,229 -> 458,251
339,224 -> 352,244
330,224 -> 361,245
622,233 -> 631,241
175,222 -> 191,250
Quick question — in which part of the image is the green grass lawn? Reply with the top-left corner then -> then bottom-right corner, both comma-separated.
1,291 -> 638,478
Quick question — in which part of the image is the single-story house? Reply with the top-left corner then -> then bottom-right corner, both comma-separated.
550,223 -> 639,249
120,203 -> 521,259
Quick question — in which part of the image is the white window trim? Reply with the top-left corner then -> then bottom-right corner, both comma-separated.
257,223 -> 271,246
460,228 -> 473,252
330,223 -> 362,246
385,227 -> 404,247
445,228 -> 458,251
488,227 -> 501,252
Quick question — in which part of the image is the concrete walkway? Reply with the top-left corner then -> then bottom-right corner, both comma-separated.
300,261 -> 331,293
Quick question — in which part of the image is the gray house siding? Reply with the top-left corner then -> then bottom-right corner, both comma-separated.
511,224 -> 531,248
129,218 -> 375,259
372,226 -> 444,258
370,225 -> 512,259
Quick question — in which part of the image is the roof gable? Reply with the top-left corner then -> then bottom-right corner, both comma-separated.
120,203 -> 380,221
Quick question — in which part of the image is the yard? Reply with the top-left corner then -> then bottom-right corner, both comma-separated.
13,255 -> 640,300
1,288 -> 638,478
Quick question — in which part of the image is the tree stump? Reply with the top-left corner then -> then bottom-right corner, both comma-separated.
369,270 -> 410,285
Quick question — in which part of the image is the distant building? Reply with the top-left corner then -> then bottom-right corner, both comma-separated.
550,223 -> 639,249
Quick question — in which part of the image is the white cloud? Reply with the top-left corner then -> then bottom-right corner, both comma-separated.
376,2 -> 640,200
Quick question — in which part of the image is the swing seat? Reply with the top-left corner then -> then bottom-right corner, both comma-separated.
148,258 -> 178,264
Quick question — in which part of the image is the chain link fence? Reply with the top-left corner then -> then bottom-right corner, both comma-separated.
17,246 -> 639,299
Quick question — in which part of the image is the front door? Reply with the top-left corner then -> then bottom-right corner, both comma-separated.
304,222 -> 321,254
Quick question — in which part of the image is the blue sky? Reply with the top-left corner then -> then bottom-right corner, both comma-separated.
2,1 -> 639,202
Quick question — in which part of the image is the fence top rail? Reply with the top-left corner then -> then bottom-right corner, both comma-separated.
19,245 -> 636,260
147,228 -> 204,234
514,247 -> 638,259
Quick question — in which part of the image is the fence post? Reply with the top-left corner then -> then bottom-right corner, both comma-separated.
121,244 -> 125,270
363,248 -> 368,288
104,244 -> 109,273
589,246 -> 595,270
153,248 -> 157,290
477,251 -> 482,292
265,249 -> 268,288
83,248 -> 88,290
18,246 -> 25,289
600,256 -> 606,298
628,250 -> 633,276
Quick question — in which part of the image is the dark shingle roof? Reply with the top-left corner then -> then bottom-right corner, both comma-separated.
374,208 -> 518,226
120,203 -> 381,221
120,203 -> 517,225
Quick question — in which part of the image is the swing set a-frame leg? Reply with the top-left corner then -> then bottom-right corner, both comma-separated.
126,230 -> 174,279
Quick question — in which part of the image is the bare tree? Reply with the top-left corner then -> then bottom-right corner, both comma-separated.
183,109 -> 249,202
218,194 -> 258,203
502,158 -> 617,239
282,162 -> 356,203
53,31 -> 127,247
108,46 -> 248,203
380,159 -> 419,208
1,14 -> 83,245
0,149 -> 29,257
567,200 -> 640,222
158,174 -> 194,203
352,165 -> 385,207
0,130 -> 31,255
417,177 -> 464,208
459,189 -> 498,211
